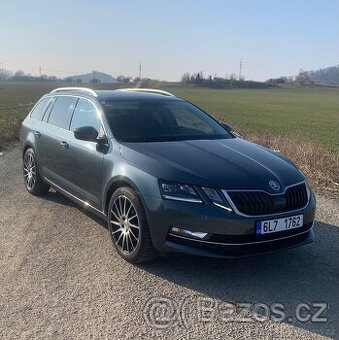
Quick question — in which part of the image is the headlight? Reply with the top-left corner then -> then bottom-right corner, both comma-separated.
201,187 -> 233,212
159,181 -> 203,203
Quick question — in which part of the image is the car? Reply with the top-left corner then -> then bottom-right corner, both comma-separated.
20,87 -> 316,263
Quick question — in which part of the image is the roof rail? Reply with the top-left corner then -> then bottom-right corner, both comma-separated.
50,87 -> 98,97
115,88 -> 175,97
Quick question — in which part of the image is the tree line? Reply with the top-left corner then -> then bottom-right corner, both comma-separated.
308,65 -> 339,84
181,72 -> 274,89
0,69 -> 59,82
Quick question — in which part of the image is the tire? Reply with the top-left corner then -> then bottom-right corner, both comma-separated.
23,148 -> 50,195
107,186 -> 157,263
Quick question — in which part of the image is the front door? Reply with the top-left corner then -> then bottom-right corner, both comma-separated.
59,98 -> 106,210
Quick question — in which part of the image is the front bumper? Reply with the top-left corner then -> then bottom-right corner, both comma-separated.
142,191 -> 316,258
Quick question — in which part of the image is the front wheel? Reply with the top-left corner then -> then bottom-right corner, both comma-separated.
23,148 -> 50,195
107,187 -> 157,263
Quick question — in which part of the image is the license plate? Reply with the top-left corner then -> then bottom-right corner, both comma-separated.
256,214 -> 303,235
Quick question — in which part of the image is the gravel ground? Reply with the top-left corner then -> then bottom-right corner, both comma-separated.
0,146 -> 338,340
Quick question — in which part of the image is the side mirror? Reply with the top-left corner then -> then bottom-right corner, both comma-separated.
221,122 -> 232,132
74,126 -> 99,142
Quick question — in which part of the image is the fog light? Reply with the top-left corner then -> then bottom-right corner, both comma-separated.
170,227 -> 208,239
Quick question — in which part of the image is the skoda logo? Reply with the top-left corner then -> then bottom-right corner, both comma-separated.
269,180 -> 280,191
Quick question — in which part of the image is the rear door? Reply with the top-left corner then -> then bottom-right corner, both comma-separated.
27,96 -> 53,162
39,95 -> 78,186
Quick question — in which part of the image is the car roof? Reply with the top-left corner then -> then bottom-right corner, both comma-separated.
95,90 -> 181,101
48,87 -> 182,101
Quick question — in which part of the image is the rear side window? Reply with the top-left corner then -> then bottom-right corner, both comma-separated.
48,96 -> 78,129
30,98 -> 51,121
70,98 -> 101,132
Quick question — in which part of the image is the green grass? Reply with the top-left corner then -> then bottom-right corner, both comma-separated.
0,83 -> 338,153
165,87 -> 339,153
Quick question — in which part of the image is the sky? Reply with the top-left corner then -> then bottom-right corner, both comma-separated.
0,0 -> 338,81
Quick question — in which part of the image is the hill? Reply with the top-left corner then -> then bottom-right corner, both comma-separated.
65,71 -> 118,84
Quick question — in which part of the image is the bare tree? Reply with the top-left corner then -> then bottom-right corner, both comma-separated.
14,70 -> 25,78
181,72 -> 190,84
296,69 -> 311,85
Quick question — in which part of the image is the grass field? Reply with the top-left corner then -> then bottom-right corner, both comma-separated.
1,83 -> 338,151
0,82 -> 338,194
167,87 -> 339,153
0,83 -> 58,146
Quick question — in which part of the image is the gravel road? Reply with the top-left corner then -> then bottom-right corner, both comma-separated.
0,146 -> 338,339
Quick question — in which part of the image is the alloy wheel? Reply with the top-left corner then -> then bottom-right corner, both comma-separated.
23,152 -> 36,190
110,195 -> 140,254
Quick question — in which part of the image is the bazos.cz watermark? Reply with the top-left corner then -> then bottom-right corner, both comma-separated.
142,295 -> 328,329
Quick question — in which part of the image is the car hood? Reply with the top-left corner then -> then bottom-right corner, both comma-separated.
120,138 -> 304,193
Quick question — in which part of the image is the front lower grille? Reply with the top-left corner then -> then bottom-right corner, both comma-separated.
167,222 -> 314,250
227,183 -> 308,216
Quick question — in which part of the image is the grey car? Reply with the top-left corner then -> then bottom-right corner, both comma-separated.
20,87 -> 316,263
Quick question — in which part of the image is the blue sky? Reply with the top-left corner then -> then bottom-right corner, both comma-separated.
0,0 -> 338,81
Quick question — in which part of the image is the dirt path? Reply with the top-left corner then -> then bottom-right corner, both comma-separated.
0,146 -> 338,339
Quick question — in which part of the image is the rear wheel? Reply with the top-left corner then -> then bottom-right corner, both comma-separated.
107,187 -> 157,263
23,148 -> 50,195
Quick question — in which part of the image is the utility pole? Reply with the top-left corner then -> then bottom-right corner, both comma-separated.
239,59 -> 243,81
39,65 -> 41,77
139,62 -> 142,80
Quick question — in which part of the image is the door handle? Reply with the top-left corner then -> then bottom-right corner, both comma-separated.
34,131 -> 41,138
59,141 -> 69,149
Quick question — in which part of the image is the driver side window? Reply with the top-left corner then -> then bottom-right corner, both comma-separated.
70,98 -> 102,133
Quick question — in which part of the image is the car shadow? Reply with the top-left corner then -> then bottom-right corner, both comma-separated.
139,221 -> 339,338
40,189 -> 338,337
42,189 -> 108,229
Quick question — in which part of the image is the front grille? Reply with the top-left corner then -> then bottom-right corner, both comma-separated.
227,183 -> 308,216
285,183 -> 308,210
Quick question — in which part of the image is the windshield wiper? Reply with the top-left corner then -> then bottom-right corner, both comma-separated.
120,134 -> 230,143
120,136 -> 160,142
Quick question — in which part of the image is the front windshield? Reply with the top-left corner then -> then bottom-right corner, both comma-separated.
101,99 -> 233,142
